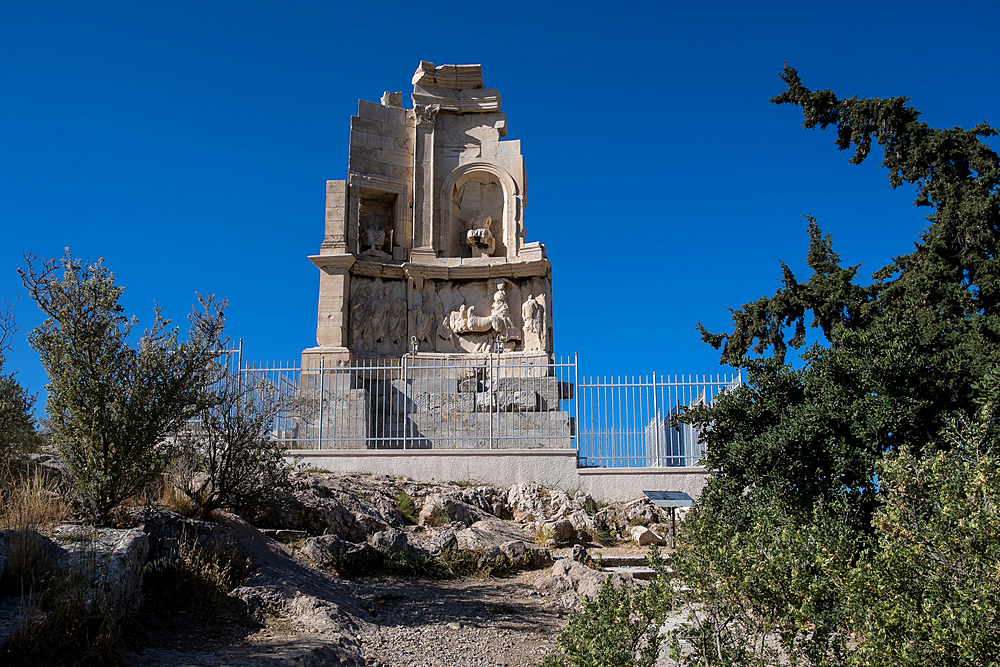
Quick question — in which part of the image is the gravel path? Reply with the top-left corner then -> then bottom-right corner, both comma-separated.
349,571 -> 569,667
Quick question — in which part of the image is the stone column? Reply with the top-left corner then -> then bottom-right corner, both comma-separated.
321,180 -> 347,254
410,104 -> 439,263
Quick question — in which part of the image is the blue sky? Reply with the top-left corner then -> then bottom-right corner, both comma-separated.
3,0 -> 1000,410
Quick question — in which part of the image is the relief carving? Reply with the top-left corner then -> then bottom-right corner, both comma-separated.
414,103 -> 440,127
349,281 -> 407,354
447,281 -> 520,346
521,294 -> 546,352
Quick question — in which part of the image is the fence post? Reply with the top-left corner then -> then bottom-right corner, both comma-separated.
489,350 -> 494,450
652,371 -> 659,468
318,356 -> 324,450
574,351 -> 580,464
402,352 -> 408,451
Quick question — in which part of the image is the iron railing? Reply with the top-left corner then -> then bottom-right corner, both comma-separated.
576,373 -> 741,468
223,344 -> 740,468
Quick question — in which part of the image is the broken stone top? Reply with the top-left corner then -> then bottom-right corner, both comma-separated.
411,61 -> 501,114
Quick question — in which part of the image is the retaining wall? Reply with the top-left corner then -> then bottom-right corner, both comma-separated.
287,449 -> 708,503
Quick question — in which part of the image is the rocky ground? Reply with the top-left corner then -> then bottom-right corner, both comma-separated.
2,465 -> 677,666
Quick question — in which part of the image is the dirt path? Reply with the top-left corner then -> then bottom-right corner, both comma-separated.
350,570 -> 568,667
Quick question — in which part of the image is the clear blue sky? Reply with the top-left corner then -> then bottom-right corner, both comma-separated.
3,0 -> 1000,410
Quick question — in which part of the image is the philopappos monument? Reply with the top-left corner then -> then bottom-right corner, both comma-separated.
302,62 -> 553,368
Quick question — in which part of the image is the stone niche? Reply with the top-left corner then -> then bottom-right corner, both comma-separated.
304,61 -> 554,368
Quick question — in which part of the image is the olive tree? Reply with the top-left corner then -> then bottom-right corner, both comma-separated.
20,250 -> 226,523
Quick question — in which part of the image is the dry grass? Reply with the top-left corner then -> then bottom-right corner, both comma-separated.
0,462 -> 68,531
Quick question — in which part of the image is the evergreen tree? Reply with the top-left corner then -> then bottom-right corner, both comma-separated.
672,66 -> 1000,665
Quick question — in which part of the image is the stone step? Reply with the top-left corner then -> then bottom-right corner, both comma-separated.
595,555 -> 649,568
604,565 -> 659,580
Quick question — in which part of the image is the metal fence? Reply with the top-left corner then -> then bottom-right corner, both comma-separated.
226,345 -> 740,468
576,373 -> 741,468
239,353 -> 577,451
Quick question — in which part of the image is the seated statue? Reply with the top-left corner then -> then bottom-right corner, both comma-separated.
361,226 -> 390,258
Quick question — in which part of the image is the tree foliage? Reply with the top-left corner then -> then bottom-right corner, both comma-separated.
0,300 -> 36,462
20,249 -> 226,523
671,67 -> 1000,666
849,394 -> 1000,667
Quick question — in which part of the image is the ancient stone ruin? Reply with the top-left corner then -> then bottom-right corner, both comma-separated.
298,62 -> 567,450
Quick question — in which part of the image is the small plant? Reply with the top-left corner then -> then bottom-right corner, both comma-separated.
534,524 -> 555,547
395,488 -> 417,524
422,504 -> 449,527
583,527 -> 616,547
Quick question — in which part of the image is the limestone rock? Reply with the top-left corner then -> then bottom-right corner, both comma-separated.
274,472 -> 402,541
593,497 -> 664,536
428,528 -> 458,556
534,558 -> 633,611
630,525 -> 665,546
498,539 -> 551,569
369,528 -> 414,556
49,525 -> 150,615
418,492 -> 483,527
300,534 -> 344,566
545,518 -> 576,544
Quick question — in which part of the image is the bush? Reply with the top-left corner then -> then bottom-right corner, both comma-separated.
846,403 -> 1000,667
0,301 -> 36,463
539,547 -> 675,667
171,370 -> 291,520
19,250 -> 225,523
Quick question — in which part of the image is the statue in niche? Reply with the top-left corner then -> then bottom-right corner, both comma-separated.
455,176 -> 504,256
465,214 -> 495,257
521,294 -> 546,352
361,226 -> 391,258
448,281 -> 521,345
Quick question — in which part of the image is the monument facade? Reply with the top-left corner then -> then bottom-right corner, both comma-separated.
302,62 -> 553,367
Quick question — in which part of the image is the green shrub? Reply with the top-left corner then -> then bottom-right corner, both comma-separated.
20,250 -> 225,524
539,548 -> 675,667
422,504 -> 449,527
534,524 -> 554,547
395,488 -> 417,524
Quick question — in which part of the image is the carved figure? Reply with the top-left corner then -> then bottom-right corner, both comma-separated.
521,294 -> 546,352
447,281 -> 520,345
370,288 -> 391,347
361,226 -> 389,257
491,281 -> 519,341
465,214 -> 495,257
415,305 -> 434,349
350,285 -> 373,348
388,298 -> 406,348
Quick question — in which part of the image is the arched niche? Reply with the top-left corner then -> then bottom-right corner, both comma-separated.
439,162 -> 521,259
